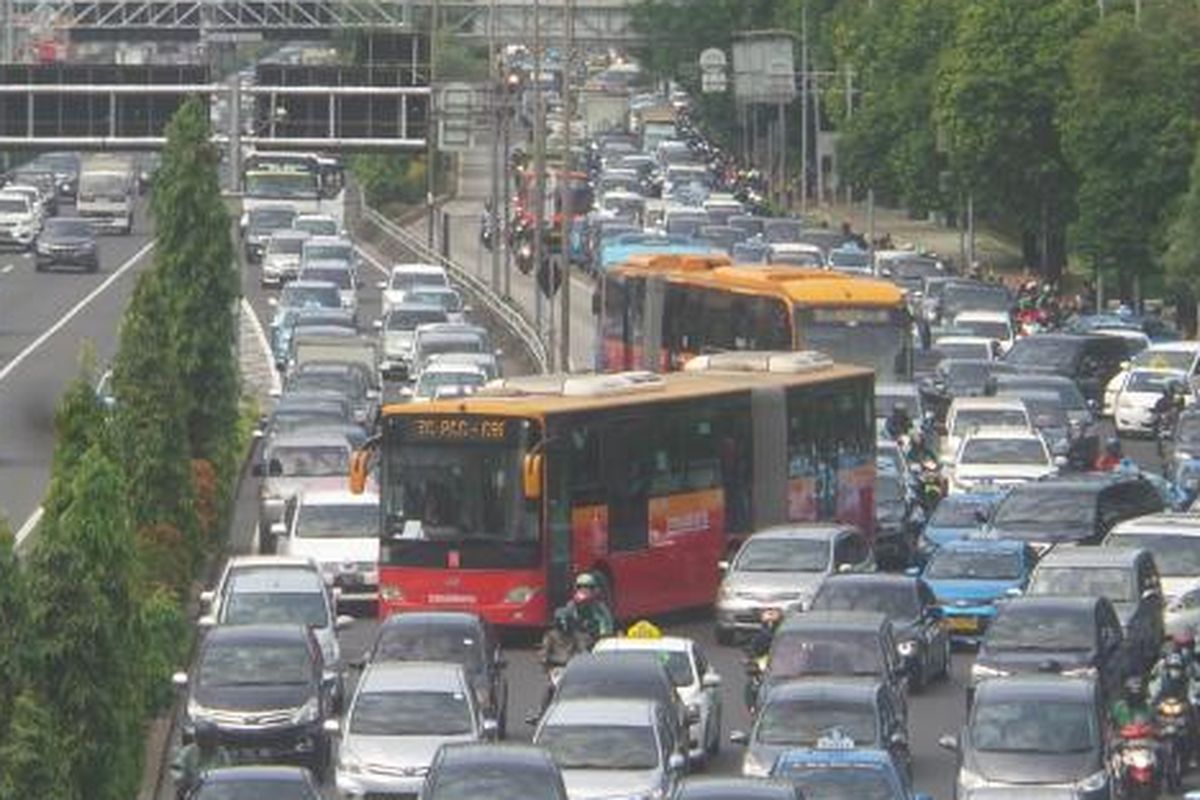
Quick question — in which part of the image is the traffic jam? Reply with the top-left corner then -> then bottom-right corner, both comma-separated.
151,52 -> 1200,800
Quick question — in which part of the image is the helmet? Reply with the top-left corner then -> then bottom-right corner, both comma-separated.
1166,652 -> 1185,671
194,720 -> 220,750
575,572 -> 599,590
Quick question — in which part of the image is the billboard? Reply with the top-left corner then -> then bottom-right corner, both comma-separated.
731,30 -> 796,104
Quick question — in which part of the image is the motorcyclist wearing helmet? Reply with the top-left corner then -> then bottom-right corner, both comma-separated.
885,403 -> 913,441
170,721 -> 232,798
744,607 -> 783,711
1112,676 -> 1156,730
532,607 -> 591,719
559,572 -> 615,642
1096,437 -> 1123,472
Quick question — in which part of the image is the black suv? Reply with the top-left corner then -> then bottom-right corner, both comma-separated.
1003,333 -> 1128,405
984,472 -> 1164,554
173,624 -> 336,779
360,611 -> 510,737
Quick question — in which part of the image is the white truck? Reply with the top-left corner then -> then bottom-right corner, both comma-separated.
582,89 -> 630,137
77,154 -> 135,234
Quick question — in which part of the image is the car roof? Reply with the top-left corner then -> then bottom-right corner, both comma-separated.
416,322 -> 489,337
960,426 -> 1044,441
283,279 -> 338,291
304,235 -> 351,246
420,362 -> 487,376
748,524 -> 855,542
297,489 -> 379,507
200,764 -> 313,783
774,747 -> 897,770
542,696 -> 660,726
227,564 -> 325,593
934,335 -> 995,346
359,660 -> 469,693
1110,512 -> 1200,537
1035,546 -> 1143,568
387,301 -> 447,315
951,397 -> 1028,411
266,430 -> 354,449
818,573 -> 919,591
205,623 -> 312,646
675,777 -> 798,800
390,262 -> 445,275
594,636 -> 693,655
1003,472 -> 1137,493
1142,341 -> 1200,354
269,229 -> 311,241
777,610 -> 889,633
974,673 -> 1097,702
954,310 -> 1011,323
378,610 -> 486,632
874,382 -> 919,397
436,742 -> 558,770
992,373 -> 1076,387
999,595 -> 1104,615
763,677 -> 884,703
937,537 -> 1026,555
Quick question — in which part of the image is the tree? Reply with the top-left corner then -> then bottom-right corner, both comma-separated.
1060,12 -> 1196,300
0,691 -> 75,800
24,445 -> 145,800
1164,138 -> 1200,336
935,0 -> 1092,277
42,363 -> 109,520
0,521 -> 26,748
831,0 -> 959,213
112,269 -> 196,553
152,96 -> 241,488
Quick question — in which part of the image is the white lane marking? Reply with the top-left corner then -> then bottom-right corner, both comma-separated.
0,240 -> 155,386
356,244 -> 389,277
240,297 -> 282,396
1,264 -> 13,274
15,505 -> 44,548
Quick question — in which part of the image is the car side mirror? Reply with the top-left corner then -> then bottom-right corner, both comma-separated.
701,672 -> 722,689
198,615 -> 216,629
481,718 -> 499,739
199,590 -> 215,607
838,563 -> 853,574
267,297 -> 278,307
667,753 -> 686,772
1054,455 -> 1068,468
270,521 -> 286,538
717,559 -> 730,574
1142,588 -> 1160,601
937,733 -> 958,752
335,614 -> 354,631
729,730 -> 749,746
889,731 -> 908,748
904,566 -> 920,577
323,719 -> 340,736
1005,587 -> 1023,598
171,671 -> 189,689
372,318 -> 383,330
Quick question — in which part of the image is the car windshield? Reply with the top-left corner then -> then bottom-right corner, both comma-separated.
299,267 -> 352,289
45,219 -> 92,237
773,765 -> 896,800
420,336 -> 486,357
952,409 -> 1028,436
1005,338 -> 1079,371
296,218 -> 338,235
959,438 -> 1048,466
757,700 -> 877,746
770,631 -> 884,677
1028,567 -> 1133,602
999,380 -> 1088,412
280,285 -> 340,309
940,361 -> 994,390
387,308 -> 449,331
246,172 -> 318,199
990,489 -> 1095,537
198,642 -> 311,686
416,371 -> 487,397
195,779 -> 317,800
428,767 -> 563,800
937,342 -> 992,361
812,583 -> 919,620
391,271 -> 446,290
986,606 -> 1094,651
296,503 -> 377,539
1108,533 -> 1200,576
1019,398 -> 1069,429
944,284 -> 1010,312
959,320 -> 1011,341
1126,371 -> 1179,393
268,445 -> 349,476
249,208 -> 295,230
222,588 -> 329,628
305,244 -> 352,262
540,725 -> 659,770
373,628 -> 483,672
925,549 -> 1023,580
734,537 -> 830,573
349,690 -> 473,736
1134,350 -> 1194,372
971,700 -> 1097,754
0,198 -> 28,213
269,237 -> 305,255
410,290 -> 464,313
929,499 -> 991,528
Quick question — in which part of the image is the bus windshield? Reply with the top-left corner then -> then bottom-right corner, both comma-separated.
795,306 -> 912,380
245,171 -> 319,199
381,416 -> 537,566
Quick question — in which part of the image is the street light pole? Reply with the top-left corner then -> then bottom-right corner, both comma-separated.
488,0 -> 502,293
559,0 -> 574,371
426,0 -> 440,250
799,0 -> 808,213
532,0 -> 545,338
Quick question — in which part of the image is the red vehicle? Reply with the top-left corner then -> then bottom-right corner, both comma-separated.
351,351 -> 875,627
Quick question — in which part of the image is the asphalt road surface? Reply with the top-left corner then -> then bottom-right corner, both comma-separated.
0,199 -> 155,546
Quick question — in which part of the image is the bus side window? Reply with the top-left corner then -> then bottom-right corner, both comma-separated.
751,297 -> 792,351
604,417 -> 650,552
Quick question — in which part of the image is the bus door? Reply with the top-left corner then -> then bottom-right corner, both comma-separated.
639,276 -> 666,372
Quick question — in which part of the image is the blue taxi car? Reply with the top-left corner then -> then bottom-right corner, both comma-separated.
921,538 -> 1035,645
771,747 -> 931,800
916,492 -> 1002,563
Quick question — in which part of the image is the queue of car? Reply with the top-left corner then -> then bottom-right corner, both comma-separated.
1,152 -> 102,268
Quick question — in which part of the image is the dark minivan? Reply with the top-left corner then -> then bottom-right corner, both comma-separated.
984,473 -> 1164,555
1003,334 -> 1127,404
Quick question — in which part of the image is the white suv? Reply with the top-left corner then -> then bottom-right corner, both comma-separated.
0,191 -> 40,250
275,490 -> 380,604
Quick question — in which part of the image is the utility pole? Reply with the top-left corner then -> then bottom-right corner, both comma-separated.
488,0 -> 502,293
532,0 -> 546,338
426,0 -> 440,250
799,0 -> 809,214
843,65 -> 853,206
1,0 -> 13,63
559,0 -> 574,371
812,72 -> 822,208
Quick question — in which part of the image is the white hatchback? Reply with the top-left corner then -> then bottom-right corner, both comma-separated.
1114,368 -> 1190,435
948,427 -> 1056,495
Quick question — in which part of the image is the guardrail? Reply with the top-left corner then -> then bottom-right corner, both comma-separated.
351,187 -> 550,373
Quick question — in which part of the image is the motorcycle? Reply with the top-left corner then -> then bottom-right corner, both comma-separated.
914,458 -> 945,514
1156,694 -> 1189,790
743,655 -> 767,716
1115,721 -> 1162,800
